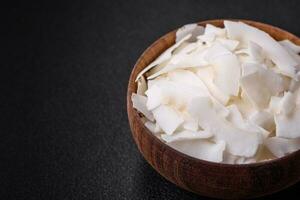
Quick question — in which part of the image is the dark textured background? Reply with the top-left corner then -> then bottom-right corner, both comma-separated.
1,0 -> 300,199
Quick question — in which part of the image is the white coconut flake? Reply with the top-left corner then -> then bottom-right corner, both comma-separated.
211,53 -> 240,96
131,93 -> 154,121
197,33 -> 216,43
167,69 -> 208,89
152,104 -> 184,135
147,51 -> 208,79
182,119 -> 199,131
224,20 -> 297,78
248,41 -> 265,63
144,121 -> 161,134
268,96 -> 281,114
265,137 -> 300,158
169,139 -> 226,162
226,104 -> 269,139
278,91 -> 296,116
240,63 -> 286,109
240,71 -> 271,109
172,42 -> 198,55
145,85 -> 165,110
147,79 -> 208,110
196,67 -> 230,105
279,39 -> 300,53
226,105 -> 245,127
176,23 -> 205,43
187,97 -> 260,157
203,43 -> 232,62
216,38 -> 239,51
136,34 -> 192,81
249,111 -> 275,132
275,107 -> 300,139
161,130 -> 212,143
205,24 -> 226,37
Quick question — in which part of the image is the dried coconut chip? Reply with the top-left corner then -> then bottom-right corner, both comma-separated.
265,137 -> 300,158
135,34 -> 192,81
187,97 -> 260,157
144,121 -> 161,134
146,49 -> 209,79
216,38 -> 239,51
161,130 -> 212,143
176,23 -> 204,43
131,93 -> 154,121
195,67 -> 230,105
210,52 -> 240,96
249,111 -> 275,132
240,63 -> 286,109
275,107 -> 300,139
152,104 -> 184,135
279,39 -> 300,53
168,139 -> 226,163
224,20 -> 297,78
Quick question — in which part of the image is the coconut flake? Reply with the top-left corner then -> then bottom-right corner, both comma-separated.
205,24 -> 226,37
211,53 -> 240,96
167,69 -> 208,89
152,104 -> 184,135
224,20 -> 297,78
278,91 -> 296,116
240,71 -> 271,109
147,79 -> 208,110
279,39 -> 300,53
161,130 -> 212,143
172,42 -> 198,55
147,51 -> 208,79
216,38 -> 239,51
249,111 -> 275,132
197,33 -> 216,43
248,41 -> 265,63
182,119 -> 199,131
145,85 -> 165,110
240,63 -> 286,109
268,96 -> 281,114
280,43 -> 300,68
226,104 -> 269,139
144,121 -> 161,134
275,107 -> 300,139
187,97 -> 260,157
136,34 -> 192,81
169,139 -> 226,162
196,67 -> 230,105
226,105 -> 245,127
202,44 -> 240,97
203,43 -> 232,62
176,24 -> 205,42
265,137 -> 300,158
131,93 -> 154,121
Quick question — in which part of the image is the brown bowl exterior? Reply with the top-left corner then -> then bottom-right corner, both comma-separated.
127,19 -> 300,199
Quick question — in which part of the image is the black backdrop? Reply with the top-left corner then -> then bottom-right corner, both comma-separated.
2,0 -> 300,199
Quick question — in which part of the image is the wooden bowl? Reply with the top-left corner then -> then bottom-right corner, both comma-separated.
127,19 -> 300,199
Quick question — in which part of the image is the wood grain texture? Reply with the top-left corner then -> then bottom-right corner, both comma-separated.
127,19 -> 300,199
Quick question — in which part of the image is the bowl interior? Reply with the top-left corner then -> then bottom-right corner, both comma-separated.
127,19 -> 300,167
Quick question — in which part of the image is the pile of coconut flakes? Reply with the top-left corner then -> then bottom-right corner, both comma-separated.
131,20 -> 300,164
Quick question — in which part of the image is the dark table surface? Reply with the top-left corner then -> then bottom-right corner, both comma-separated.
2,0 -> 300,199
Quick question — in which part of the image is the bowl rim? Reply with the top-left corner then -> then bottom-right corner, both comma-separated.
127,19 -> 300,168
